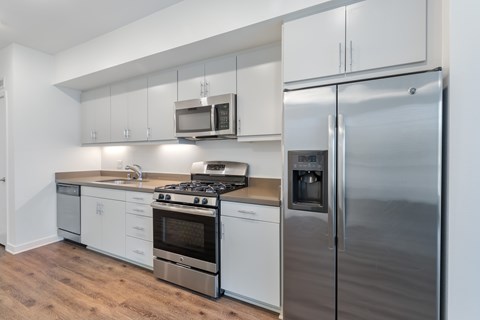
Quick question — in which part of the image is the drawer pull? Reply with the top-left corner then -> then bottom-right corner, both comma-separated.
132,197 -> 145,201
133,249 -> 145,255
133,209 -> 145,213
133,226 -> 145,231
238,210 -> 256,215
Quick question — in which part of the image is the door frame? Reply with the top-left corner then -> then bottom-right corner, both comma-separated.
0,82 -> 10,247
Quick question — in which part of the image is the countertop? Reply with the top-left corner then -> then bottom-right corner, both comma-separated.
55,171 -> 281,207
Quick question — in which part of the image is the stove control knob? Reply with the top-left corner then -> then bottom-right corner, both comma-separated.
194,197 -> 200,204
158,194 -> 165,200
202,198 -> 208,205
165,194 -> 171,201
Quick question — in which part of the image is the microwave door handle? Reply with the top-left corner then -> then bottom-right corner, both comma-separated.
211,105 -> 217,131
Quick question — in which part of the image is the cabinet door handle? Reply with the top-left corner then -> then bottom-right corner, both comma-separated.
133,249 -> 145,255
349,40 -> 353,72
221,223 -> 225,240
133,226 -> 145,231
204,81 -> 209,97
200,81 -> 204,97
125,129 -> 130,139
93,131 -> 97,141
90,130 -> 94,141
147,127 -> 151,140
238,119 -> 241,134
123,129 -> 126,138
339,42 -> 343,73
238,210 -> 256,215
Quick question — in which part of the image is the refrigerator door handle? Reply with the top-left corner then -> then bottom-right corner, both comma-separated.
337,114 -> 346,251
328,115 -> 336,249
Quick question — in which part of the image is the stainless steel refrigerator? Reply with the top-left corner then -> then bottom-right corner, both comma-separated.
283,70 -> 442,320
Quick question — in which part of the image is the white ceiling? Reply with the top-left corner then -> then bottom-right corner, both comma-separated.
0,0 -> 183,54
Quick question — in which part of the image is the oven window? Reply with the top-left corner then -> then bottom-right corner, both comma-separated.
153,208 -> 217,264
176,106 -> 212,132
164,218 -> 205,252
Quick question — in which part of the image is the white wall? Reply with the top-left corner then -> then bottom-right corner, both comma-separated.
446,0 -> 480,319
101,141 -> 282,178
3,44 -> 101,252
53,0 -> 342,84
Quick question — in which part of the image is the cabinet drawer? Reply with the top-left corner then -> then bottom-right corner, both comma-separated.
126,236 -> 153,267
125,202 -> 152,218
126,191 -> 153,205
82,186 -> 125,201
221,201 -> 280,223
126,213 -> 153,241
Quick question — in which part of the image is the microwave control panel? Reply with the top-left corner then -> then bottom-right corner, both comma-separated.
216,104 -> 230,130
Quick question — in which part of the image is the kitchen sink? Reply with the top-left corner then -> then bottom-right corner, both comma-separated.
96,179 -> 148,184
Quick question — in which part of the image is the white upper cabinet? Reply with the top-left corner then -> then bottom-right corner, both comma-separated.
178,55 -> 236,100
237,44 -> 282,141
283,6 -> 346,83
283,0 -> 427,83
110,77 -> 148,142
346,0 -> 426,73
81,86 -> 110,144
147,69 -> 178,141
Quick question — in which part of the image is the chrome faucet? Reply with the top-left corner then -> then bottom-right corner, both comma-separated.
125,164 -> 143,180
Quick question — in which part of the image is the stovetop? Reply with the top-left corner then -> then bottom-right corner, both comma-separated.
152,161 -> 248,207
154,181 -> 245,195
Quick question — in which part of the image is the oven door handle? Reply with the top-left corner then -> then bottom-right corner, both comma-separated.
150,202 -> 217,217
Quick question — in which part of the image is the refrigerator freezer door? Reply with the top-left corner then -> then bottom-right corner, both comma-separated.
283,86 -> 336,320
336,71 -> 442,320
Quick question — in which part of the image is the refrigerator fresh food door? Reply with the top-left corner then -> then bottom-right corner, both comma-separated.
283,86 -> 336,320
336,71 -> 442,320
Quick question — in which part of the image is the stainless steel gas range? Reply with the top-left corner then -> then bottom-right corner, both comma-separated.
151,161 -> 248,298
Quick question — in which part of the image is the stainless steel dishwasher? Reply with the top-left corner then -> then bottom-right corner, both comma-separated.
57,184 -> 81,243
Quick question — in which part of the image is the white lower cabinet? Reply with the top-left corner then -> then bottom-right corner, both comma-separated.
125,192 -> 153,267
81,187 -> 153,268
221,201 -> 280,310
81,187 -> 126,258
126,236 -> 153,267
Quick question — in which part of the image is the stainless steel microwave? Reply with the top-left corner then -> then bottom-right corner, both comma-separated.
174,93 -> 236,140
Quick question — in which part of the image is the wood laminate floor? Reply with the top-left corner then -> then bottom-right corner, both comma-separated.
0,241 -> 278,320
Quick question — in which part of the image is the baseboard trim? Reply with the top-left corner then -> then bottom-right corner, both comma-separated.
6,234 -> 62,254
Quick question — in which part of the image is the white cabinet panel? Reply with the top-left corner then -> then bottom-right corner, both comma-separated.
178,56 -> 236,100
283,0 -> 427,83
283,7 -> 346,82
125,191 -> 153,205
110,77 -> 148,142
82,187 -> 125,201
221,201 -> 280,223
221,214 -> 280,308
237,44 -> 282,140
81,86 -> 110,144
221,201 -> 280,309
101,198 -> 126,257
81,196 -> 103,248
178,63 -> 204,101
126,213 -> 153,241
204,55 -> 237,97
346,0 -> 426,73
81,189 -> 126,258
125,202 -> 152,218
147,69 -> 177,141
126,236 -> 153,267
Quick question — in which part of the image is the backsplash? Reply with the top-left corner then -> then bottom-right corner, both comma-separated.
101,140 -> 282,178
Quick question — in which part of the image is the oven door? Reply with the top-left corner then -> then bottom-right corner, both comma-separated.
151,202 -> 218,273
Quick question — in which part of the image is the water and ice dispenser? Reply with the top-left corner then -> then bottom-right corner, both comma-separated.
288,150 -> 328,213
